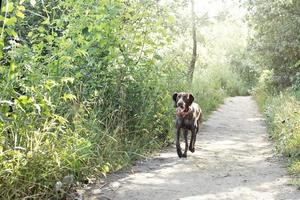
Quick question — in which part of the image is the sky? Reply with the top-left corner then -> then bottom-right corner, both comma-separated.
193,0 -> 246,20
159,0 -> 246,21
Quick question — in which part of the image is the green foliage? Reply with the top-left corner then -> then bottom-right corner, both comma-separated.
0,0 -> 248,199
243,0 -> 300,184
191,67 -> 248,119
245,0 -> 300,89
253,70 -> 300,185
263,93 -> 300,184
0,0 -> 179,198
230,50 -> 261,89
264,94 -> 300,158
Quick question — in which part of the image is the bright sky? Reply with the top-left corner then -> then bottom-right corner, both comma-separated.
193,0 -> 246,20
160,0 -> 246,22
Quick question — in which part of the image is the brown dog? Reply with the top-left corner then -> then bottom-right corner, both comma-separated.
173,92 -> 203,158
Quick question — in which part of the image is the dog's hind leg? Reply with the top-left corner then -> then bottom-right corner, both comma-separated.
189,129 -> 196,153
176,128 -> 183,158
182,129 -> 188,158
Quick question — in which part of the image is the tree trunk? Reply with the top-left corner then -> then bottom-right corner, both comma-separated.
188,0 -> 197,83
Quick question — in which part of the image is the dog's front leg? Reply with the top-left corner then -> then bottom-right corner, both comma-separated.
182,129 -> 188,158
176,128 -> 183,158
189,128 -> 196,153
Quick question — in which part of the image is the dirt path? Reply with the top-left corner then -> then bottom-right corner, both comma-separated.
84,96 -> 300,200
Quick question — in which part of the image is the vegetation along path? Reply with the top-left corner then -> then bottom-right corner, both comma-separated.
84,96 -> 300,200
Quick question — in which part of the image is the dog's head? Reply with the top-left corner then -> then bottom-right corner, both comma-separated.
172,92 -> 194,111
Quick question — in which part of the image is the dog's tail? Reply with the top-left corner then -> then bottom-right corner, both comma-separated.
199,108 -> 203,123
200,112 -> 203,123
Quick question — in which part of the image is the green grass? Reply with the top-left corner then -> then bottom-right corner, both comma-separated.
0,63 -> 247,199
254,88 -> 300,187
191,67 -> 248,118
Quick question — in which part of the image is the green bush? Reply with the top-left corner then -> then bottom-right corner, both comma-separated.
192,67 -> 248,117
263,94 -> 300,158
254,79 -> 300,186
236,0 -> 300,188
0,0 -> 248,198
0,1 -> 182,198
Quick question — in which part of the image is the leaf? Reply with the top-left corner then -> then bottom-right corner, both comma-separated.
37,26 -> 45,33
16,10 -> 25,19
102,165 -> 109,173
8,62 -> 16,80
46,35 -> 54,42
75,72 -> 82,79
53,114 -> 68,124
17,96 -> 34,105
5,17 -> 17,26
28,32 -> 33,37
102,163 -> 111,174
5,28 -> 18,37
2,2 -> 14,13
61,77 -> 75,84
17,5 -> 25,11
294,60 -> 300,68
42,18 -> 50,25
154,54 -> 163,60
0,39 -> 3,58
75,49 -> 88,57
44,80 -> 58,91
62,93 -> 77,101
167,15 -> 175,24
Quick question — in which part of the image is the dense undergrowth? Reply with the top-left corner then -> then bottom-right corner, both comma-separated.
253,74 -> 300,187
254,89 -> 300,187
244,0 -> 300,187
0,1 -> 247,199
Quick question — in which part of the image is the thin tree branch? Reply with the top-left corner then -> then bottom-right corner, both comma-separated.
188,0 -> 197,83
1,0 -> 9,38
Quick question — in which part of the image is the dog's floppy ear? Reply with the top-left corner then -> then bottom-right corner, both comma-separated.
172,93 -> 178,102
187,93 -> 194,105
172,93 -> 178,107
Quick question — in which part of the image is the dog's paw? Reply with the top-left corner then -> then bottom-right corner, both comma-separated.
189,147 -> 195,153
182,153 -> 187,158
177,148 -> 183,158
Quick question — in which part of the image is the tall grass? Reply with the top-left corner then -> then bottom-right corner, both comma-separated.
0,0 -> 249,198
0,60 -> 245,199
191,67 -> 248,118
253,72 -> 300,187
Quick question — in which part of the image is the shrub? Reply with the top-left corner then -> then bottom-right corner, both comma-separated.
254,87 -> 300,186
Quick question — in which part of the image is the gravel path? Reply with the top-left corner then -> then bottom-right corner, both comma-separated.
84,96 -> 300,200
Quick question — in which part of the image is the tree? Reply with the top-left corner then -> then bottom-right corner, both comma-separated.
245,0 -> 300,89
187,0 -> 197,83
